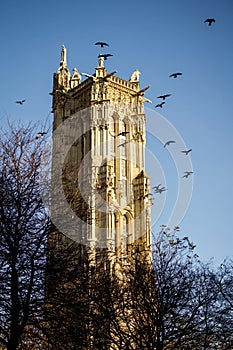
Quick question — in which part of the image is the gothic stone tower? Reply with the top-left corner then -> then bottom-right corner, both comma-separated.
50,45 -> 152,264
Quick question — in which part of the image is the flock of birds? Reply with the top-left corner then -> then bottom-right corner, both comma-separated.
94,41 -> 195,188
95,41 -> 113,61
152,86 -> 194,195
155,17 -> 215,110
15,18 -> 215,109
95,42 -> 186,113
15,18 -> 215,192
151,140 -> 194,197
151,17 -> 216,194
15,99 -> 47,138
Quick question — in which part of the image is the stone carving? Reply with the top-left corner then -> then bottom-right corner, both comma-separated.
129,69 -> 141,82
71,68 -> 81,88
60,44 -> 67,67
72,68 -> 81,81
132,130 -> 144,142
98,55 -> 105,67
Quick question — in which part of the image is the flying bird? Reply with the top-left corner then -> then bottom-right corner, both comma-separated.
155,102 -> 165,108
37,132 -> 47,136
117,141 -> 129,147
164,140 -> 176,147
204,18 -> 215,26
99,53 -> 113,60
143,193 -> 153,198
157,94 -> 171,100
183,171 -> 193,178
95,41 -> 109,47
169,72 -> 182,78
181,149 -> 192,155
16,99 -> 26,105
152,184 -> 162,191
118,131 -> 130,136
155,186 -> 167,194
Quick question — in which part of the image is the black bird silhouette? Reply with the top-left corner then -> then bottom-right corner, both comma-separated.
169,72 -> 182,78
143,193 -> 153,198
157,94 -> 171,100
181,149 -> 192,155
152,184 -> 162,191
204,18 -> 215,26
16,99 -> 26,105
164,140 -> 176,148
117,141 -> 129,147
155,186 -> 167,194
37,132 -> 47,136
182,171 -> 193,178
155,102 -> 165,108
118,131 -> 130,136
95,41 -> 109,47
99,53 -> 113,60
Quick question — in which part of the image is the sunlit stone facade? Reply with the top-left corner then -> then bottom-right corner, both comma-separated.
50,44 -> 152,263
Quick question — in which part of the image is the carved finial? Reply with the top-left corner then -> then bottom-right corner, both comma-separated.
98,54 -> 105,68
72,68 -> 81,81
71,68 -> 81,88
60,44 -> 67,67
129,69 -> 141,82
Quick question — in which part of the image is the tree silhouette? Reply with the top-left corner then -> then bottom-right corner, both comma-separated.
1,123 -> 233,349
91,228 -> 233,349
0,122 -> 50,350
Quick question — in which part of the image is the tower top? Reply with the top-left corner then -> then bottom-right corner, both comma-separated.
52,45 -> 151,121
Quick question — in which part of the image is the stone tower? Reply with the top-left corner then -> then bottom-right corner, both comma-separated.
50,44 -> 152,263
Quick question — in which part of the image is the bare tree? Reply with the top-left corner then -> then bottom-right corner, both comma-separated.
44,233 -> 91,349
2,122 -> 233,350
96,227 -> 227,350
0,122 -> 50,350
43,225 -> 233,349
212,259 -> 233,349
44,237 -> 118,349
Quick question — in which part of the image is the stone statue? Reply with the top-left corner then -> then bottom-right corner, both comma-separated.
98,54 -> 104,67
129,69 -> 141,82
60,44 -> 67,67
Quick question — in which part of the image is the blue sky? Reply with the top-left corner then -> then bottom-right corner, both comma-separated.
1,0 -> 233,264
